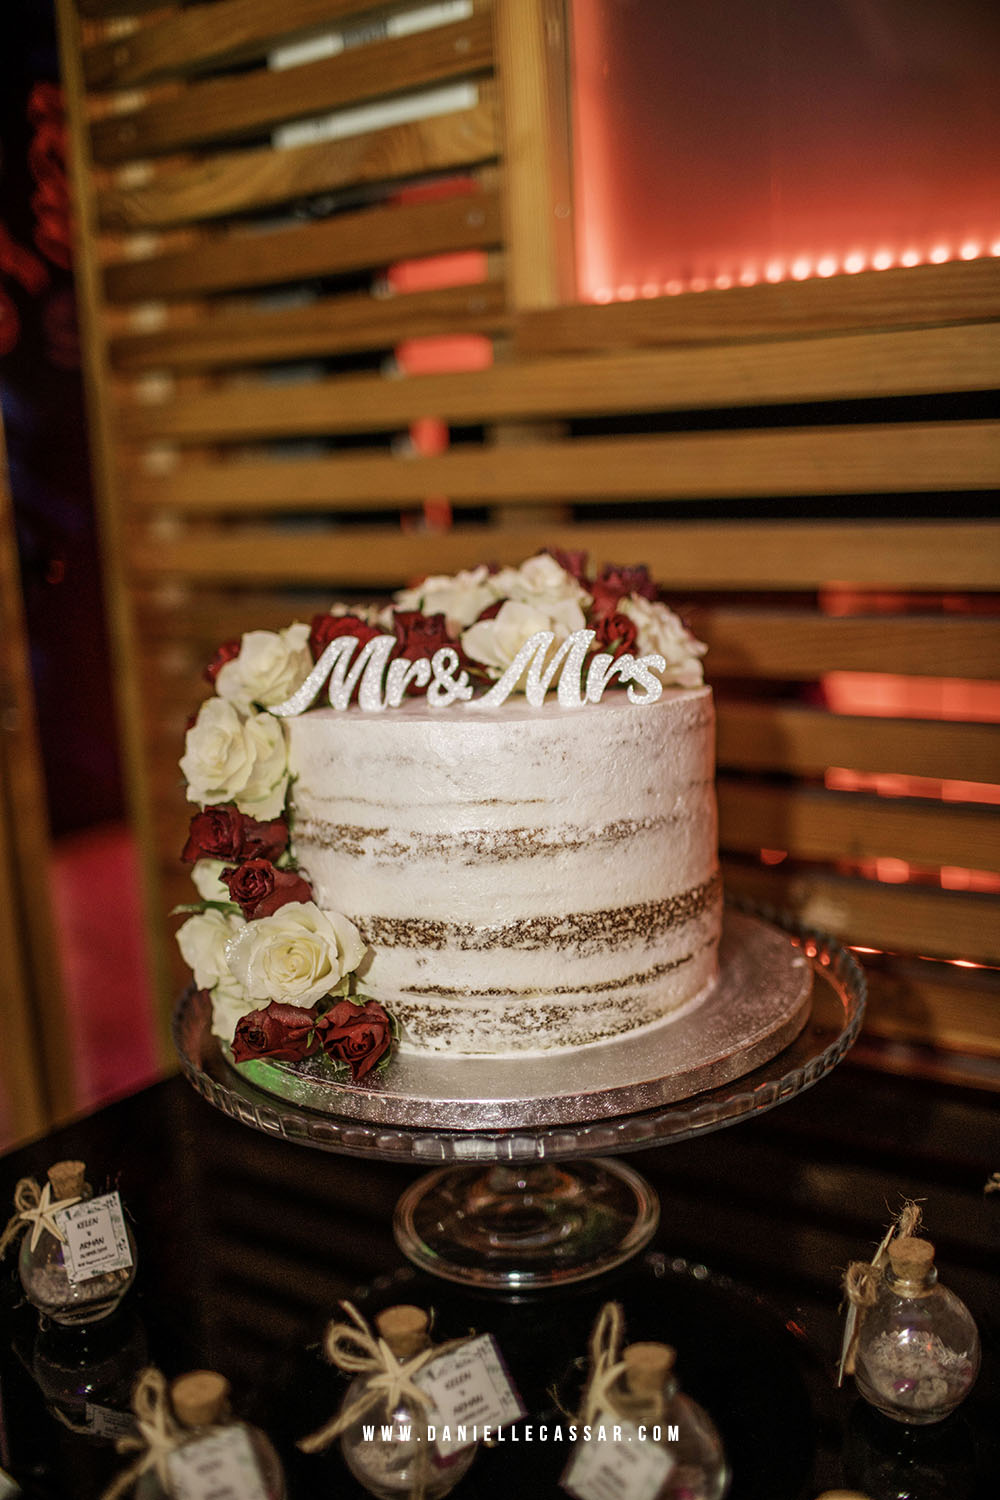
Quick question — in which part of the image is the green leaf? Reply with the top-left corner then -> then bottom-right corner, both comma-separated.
170,900 -> 241,916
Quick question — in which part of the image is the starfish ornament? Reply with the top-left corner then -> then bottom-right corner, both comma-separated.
19,1181 -> 82,1253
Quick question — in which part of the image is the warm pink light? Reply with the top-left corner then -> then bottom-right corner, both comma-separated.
394,336 -> 493,375
571,2 -> 1000,303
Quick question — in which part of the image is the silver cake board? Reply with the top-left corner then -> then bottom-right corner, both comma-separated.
225,910 -> 813,1130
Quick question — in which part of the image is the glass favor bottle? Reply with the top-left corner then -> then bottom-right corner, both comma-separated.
18,1160 -> 136,1326
135,1371 -> 286,1499
613,1343 -> 729,1500
338,1305 -> 476,1499
853,1236 -> 980,1424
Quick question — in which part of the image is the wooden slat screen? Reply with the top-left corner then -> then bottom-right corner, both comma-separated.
58,0 -> 1000,1078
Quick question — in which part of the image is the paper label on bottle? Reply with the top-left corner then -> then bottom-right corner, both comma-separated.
55,1193 -> 133,1285
84,1401 -> 136,1440
415,1333 -> 525,1456
165,1428 -> 269,1500
561,1416 -> 676,1500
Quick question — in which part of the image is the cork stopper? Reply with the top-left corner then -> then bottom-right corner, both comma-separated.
376,1305 -> 430,1360
47,1161 -> 86,1200
888,1236 -> 935,1275
172,1371 -> 231,1428
623,1342 -> 676,1395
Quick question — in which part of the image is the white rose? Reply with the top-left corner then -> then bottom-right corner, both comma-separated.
180,699 -> 288,819
393,565 -> 500,634
619,595 -> 707,687
492,553 -> 591,612
225,900 -> 366,1008
461,597 -> 586,683
235,711 -> 289,819
210,973 -> 257,1044
177,908 -> 245,990
215,623 -> 311,713
191,859 -> 230,903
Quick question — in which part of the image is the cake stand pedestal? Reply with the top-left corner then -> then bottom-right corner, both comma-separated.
174,907 -> 865,1293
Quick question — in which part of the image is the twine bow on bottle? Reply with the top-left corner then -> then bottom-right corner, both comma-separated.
299,1301 -> 472,1500
579,1301 -> 627,1426
0,1178 -> 82,1257
838,1198 -> 924,1383
100,1368 -> 183,1500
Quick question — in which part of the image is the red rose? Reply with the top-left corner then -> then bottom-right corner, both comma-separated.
593,610 -> 638,660
309,613 -> 382,662
317,998 -> 393,1080
392,610 -> 454,660
547,547 -> 590,585
590,563 -> 657,620
221,859 -> 313,919
204,639 -> 241,686
231,1002 -> 323,1064
181,805 -> 289,865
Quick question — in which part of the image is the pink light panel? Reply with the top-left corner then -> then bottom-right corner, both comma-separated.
570,0 -> 1000,301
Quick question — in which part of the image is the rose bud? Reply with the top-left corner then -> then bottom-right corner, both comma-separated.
204,639 -> 241,685
231,1002 -> 323,1064
221,859 -> 313,920
594,610 -> 639,660
318,998 -> 393,1081
309,613 -> 382,662
181,805 -> 290,865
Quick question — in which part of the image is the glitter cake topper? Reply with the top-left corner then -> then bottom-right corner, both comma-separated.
269,630 -> 669,717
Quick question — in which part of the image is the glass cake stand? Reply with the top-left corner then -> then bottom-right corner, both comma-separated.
173,904 -> 865,1292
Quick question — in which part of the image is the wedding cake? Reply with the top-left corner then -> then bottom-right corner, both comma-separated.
175,552 -> 720,1079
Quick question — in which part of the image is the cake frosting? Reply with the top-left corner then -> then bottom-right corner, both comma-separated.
287,689 -> 720,1054
174,551 -> 719,1077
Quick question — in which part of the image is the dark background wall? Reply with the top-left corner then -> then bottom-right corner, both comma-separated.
1,0 -> 123,836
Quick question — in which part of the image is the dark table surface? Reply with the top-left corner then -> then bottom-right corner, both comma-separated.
1,1062 -> 997,1500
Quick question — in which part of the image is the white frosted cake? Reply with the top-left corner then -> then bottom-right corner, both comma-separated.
287,690 -> 720,1054
175,551 -> 720,1078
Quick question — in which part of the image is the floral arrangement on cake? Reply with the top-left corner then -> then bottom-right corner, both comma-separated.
175,551 -> 706,1076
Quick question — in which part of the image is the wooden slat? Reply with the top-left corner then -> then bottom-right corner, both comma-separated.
122,424 -> 1000,511
0,423 -> 76,1136
723,860 -> 1000,964
82,0 -> 396,88
700,609 -> 1000,680
99,93 -> 498,230
126,519 -> 1000,590
90,13 -> 494,163
718,780 -> 1000,872
716,704 -> 1000,784
109,279 -> 509,372
864,960 -> 1000,1058
78,0 -> 173,17
115,321 -> 1000,424
103,186 -> 502,299
57,0 -> 175,1063
516,260 -> 1000,352
493,0 -> 562,309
